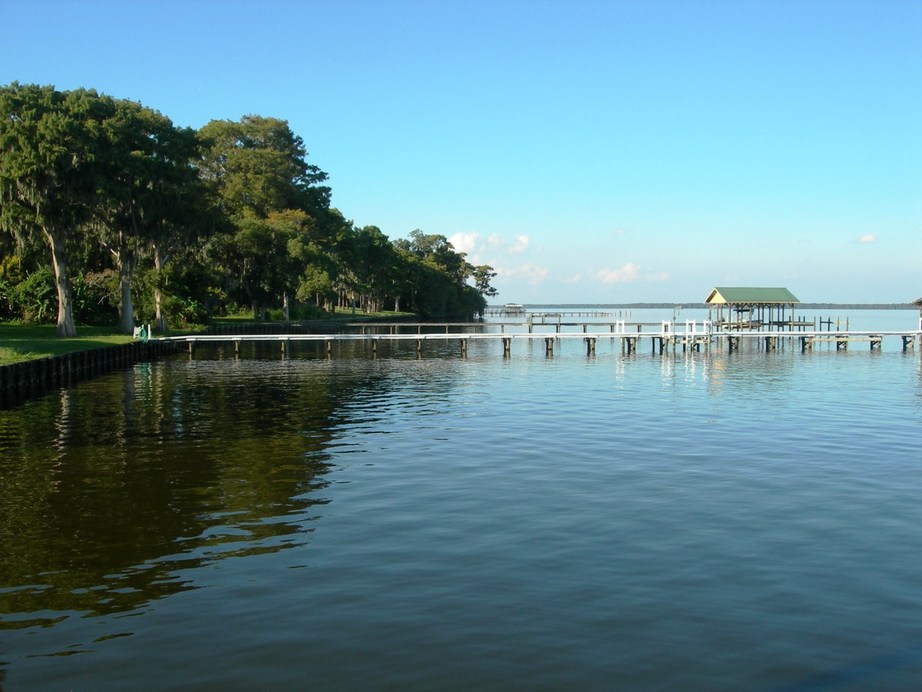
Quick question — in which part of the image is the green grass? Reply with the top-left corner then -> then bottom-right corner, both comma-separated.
0,311 -> 418,365
208,309 -> 415,324
0,324 -> 135,365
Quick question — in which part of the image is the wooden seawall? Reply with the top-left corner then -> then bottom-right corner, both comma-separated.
0,340 -> 178,409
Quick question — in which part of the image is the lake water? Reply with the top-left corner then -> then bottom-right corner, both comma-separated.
2,309 -> 922,690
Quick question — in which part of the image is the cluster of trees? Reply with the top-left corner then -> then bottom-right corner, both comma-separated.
0,83 -> 497,337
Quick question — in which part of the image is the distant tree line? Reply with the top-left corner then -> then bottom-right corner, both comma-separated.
0,83 -> 497,336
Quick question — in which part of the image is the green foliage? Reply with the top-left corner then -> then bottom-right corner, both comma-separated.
71,270 -> 119,326
198,116 -> 330,220
0,83 -> 498,334
11,267 -> 55,323
173,297 -> 210,328
289,302 -> 328,320
0,254 -> 23,320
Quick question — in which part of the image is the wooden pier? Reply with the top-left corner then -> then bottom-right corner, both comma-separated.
159,324 -> 920,359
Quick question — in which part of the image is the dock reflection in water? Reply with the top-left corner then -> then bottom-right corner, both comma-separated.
1,344 -> 922,689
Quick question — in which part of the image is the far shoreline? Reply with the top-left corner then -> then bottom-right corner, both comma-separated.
493,303 -> 917,310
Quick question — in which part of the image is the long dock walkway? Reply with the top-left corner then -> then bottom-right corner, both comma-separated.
159,323 -> 921,357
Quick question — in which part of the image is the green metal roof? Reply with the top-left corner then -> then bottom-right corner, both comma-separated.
705,287 -> 799,304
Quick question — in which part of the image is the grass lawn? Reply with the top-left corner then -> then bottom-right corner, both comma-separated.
210,309 -> 415,324
0,324 -> 135,365
0,311 -> 417,365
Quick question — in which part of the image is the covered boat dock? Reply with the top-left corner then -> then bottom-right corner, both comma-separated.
706,287 -> 804,331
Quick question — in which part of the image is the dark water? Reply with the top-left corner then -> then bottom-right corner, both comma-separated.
2,337 -> 922,690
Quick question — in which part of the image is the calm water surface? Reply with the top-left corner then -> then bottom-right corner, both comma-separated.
2,334 -> 922,690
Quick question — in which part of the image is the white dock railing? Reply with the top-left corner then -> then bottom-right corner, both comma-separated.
156,324 -> 921,356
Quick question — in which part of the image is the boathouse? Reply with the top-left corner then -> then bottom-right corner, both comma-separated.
706,287 -> 800,331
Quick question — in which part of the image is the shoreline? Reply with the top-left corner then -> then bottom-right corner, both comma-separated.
493,303 -> 917,310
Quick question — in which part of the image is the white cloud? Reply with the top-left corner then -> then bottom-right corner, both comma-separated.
565,273 -> 582,284
508,234 -> 530,255
448,231 -> 479,254
858,234 -> 877,244
498,263 -> 548,284
446,232 -> 532,263
596,263 -> 669,284
597,263 -> 640,283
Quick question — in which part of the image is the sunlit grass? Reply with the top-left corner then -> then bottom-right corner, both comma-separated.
209,309 -> 415,324
0,311 -> 418,365
0,324 -> 135,365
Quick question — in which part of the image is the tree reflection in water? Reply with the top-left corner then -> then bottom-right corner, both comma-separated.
0,356 -> 343,626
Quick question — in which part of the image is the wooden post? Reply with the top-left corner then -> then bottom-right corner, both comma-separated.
416,338 -> 423,355
459,339 -> 468,357
502,337 -> 511,357
326,340 -> 333,358
585,337 -> 596,356
544,337 -> 554,356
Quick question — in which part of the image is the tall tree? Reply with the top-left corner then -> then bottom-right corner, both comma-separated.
472,265 -> 498,300
198,115 -> 330,220
394,230 -> 492,318
198,116 -> 331,316
0,84 -> 109,336
94,99 -> 202,333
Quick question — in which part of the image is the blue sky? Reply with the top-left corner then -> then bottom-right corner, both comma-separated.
2,0 -> 920,303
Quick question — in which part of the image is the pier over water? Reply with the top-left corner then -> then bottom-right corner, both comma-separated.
162,319 -> 921,358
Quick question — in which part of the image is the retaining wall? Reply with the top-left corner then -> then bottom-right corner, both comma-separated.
0,340 -> 177,409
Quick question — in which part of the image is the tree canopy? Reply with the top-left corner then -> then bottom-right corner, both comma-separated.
0,83 -> 496,334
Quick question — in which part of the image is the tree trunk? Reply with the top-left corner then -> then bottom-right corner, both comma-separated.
153,244 -> 168,332
116,235 -> 135,334
44,227 -> 77,337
